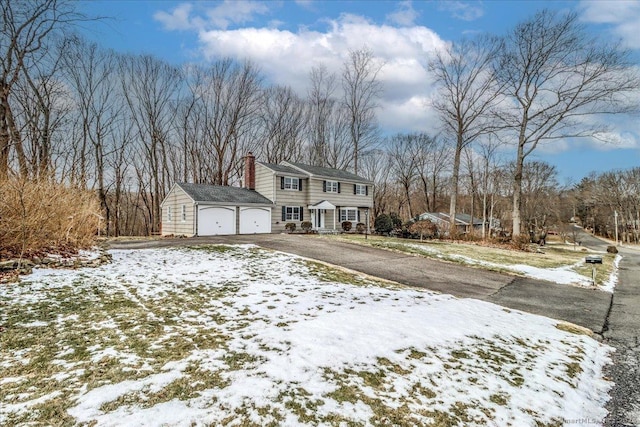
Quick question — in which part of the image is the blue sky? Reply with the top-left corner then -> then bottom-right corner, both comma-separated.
78,0 -> 640,184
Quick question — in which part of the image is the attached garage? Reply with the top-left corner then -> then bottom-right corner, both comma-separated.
198,206 -> 236,236
239,207 -> 271,234
161,183 -> 273,237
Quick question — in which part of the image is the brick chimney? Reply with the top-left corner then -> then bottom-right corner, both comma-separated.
244,152 -> 256,190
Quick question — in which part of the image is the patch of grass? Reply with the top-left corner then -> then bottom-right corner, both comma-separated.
564,362 -> 582,380
223,351 -> 261,370
489,392 -> 509,406
555,322 -> 593,337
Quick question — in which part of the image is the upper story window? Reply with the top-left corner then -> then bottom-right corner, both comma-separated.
282,176 -> 300,191
167,206 -> 172,222
355,184 -> 368,196
181,205 -> 187,221
324,180 -> 340,193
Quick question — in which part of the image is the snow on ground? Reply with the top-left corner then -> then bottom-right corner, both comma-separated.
0,245 -> 613,426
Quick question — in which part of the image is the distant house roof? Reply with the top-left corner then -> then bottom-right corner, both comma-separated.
257,162 -> 306,176
418,212 -> 483,226
284,162 -> 373,184
176,182 -> 273,205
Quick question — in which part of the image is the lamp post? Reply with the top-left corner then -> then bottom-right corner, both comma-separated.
365,209 -> 369,240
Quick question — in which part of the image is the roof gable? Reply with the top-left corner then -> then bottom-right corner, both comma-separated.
176,183 -> 273,205
283,162 -> 372,184
257,162 -> 306,177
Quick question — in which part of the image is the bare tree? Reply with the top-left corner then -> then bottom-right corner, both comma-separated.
496,9 -> 640,237
341,48 -> 383,174
307,65 -> 336,167
198,59 -> 262,186
415,134 -> 451,213
258,85 -> 306,163
62,37 -> 120,232
389,133 -> 420,219
430,35 -> 503,235
119,54 -> 181,234
0,0 -> 83,179
360,149 -> 392,218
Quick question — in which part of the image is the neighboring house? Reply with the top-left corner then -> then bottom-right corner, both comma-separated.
161,153 -> 374,236
254,160 -> 374,233
418,212 -> 485,234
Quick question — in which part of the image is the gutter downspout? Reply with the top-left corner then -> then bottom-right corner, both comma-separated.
194,202 -> 198,237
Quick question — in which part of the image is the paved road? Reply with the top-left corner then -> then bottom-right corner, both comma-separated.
602,244 -> 640,427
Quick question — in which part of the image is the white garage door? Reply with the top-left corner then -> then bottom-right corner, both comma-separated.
197,206 -> 236,236
239,207 -> 271,234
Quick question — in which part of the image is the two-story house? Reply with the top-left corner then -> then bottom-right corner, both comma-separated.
254,160 -> 374,233
160,153 -> 374,236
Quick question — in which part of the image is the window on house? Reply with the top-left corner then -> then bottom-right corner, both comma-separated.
167,206 -> 172,221
284,177 -> 299,190
325,180 -> 339,193
340,208 -> 358,222
181,205 -> 186,221
355,184 -> 367,196
285,206 -> 302,221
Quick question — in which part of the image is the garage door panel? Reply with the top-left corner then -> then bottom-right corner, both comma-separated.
198,206 -> 236,236
239,207 -> 271,234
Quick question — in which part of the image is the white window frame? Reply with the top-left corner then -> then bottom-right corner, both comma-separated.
181,204 -> 186,222
167,206 -> 172,221
340,208 -> 358,222
285,206 -> 301,221
326,180 -> 339,193
284,176 -> 299,190
355,184 -> 367,196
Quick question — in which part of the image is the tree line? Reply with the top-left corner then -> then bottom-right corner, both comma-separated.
1,0 -> 638,240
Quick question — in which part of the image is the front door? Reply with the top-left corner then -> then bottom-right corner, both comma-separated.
316,209 -> 325,229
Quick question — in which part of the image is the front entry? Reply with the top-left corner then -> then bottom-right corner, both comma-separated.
316,209 -> 325,229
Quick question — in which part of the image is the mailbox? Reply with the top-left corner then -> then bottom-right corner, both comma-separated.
585,256 -> 603,264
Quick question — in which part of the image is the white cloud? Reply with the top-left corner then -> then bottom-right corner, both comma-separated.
386,1 -> 419,27
438,1 -> 484,21
579,0 -> 640,49
195,15 -> 447,132
154,3 -> 197,31
154,1 -> 271,31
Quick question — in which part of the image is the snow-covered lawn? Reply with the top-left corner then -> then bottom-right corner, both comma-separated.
0,245 -> 613,426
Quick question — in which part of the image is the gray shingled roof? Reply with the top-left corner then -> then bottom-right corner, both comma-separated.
285,162 -> 372,184
258,162 -> 306,176
176,183 -> 273,205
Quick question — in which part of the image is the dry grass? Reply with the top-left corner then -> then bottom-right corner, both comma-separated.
321,234 -> 616,287
0,178 -> 101,259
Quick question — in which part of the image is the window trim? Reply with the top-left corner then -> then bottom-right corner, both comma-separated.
283,176 -> 299,190
167,206 -> 172,222
355,184 -> 367,196
181,204 -> 187,222
340,207 -> 358,222
326,180 -> 339,193
285,206 -> 302,221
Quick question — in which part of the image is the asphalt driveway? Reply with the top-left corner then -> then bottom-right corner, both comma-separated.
108,233 -> 612,334
109,231 -> 640,425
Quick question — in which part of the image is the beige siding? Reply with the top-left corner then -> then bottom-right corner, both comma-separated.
254,164 -> 275,202
307,178 -> 373,208
161,185 -> 195,236
271,179 -> 309,232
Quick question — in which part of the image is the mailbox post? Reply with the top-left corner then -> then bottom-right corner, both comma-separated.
585,255 -> 603,286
